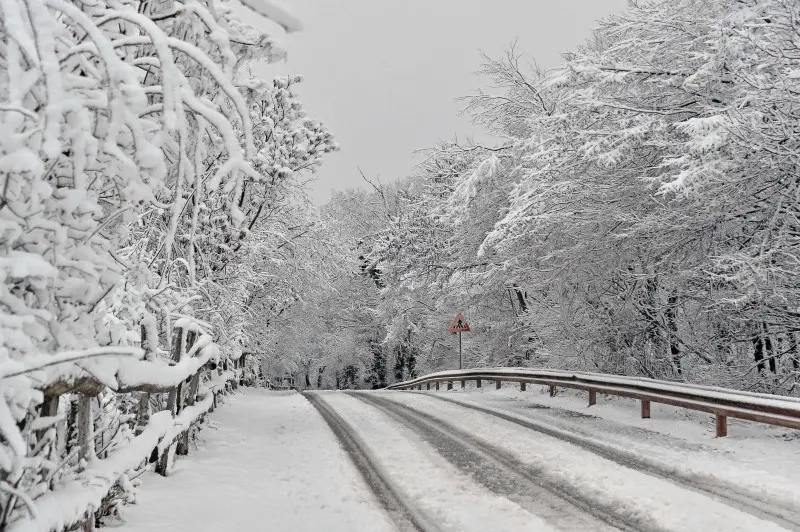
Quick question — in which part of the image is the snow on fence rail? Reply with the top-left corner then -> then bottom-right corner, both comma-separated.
385,368 -> 800,437
7,325 -> 241,532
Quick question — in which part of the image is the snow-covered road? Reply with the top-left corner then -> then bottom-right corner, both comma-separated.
121,388 -> 800,532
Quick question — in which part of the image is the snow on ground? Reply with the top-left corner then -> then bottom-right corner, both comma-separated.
436,383 -> 800,500
318,392 -> 561,532
120,389 -> 394,532
115,386 -> 800,532
381,390 -> 791,532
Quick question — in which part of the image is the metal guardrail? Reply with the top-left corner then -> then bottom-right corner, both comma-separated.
385,368 -> 800,437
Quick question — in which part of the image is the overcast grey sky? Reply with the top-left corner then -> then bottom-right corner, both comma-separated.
248,0 -> 628,203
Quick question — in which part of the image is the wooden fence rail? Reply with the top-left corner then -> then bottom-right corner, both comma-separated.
385,368 -> 800,437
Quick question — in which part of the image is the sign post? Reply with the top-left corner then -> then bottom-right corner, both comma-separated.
448,313 -> 471,370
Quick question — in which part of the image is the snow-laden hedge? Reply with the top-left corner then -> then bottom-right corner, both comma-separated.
0,0 -> 335,528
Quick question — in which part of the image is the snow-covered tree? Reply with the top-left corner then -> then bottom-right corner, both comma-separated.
308,0 -> 800,396
0,0 -> 334,527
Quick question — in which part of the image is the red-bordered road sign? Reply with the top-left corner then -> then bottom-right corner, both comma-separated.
448,313 -> 471,333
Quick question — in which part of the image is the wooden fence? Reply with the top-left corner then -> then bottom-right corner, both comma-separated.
7,325 -> 238,532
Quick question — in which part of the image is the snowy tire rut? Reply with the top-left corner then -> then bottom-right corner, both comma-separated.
420,392 -> 800,531
304,392 -> 437,532
349,392 -> 643,532
306,391 -> 564,531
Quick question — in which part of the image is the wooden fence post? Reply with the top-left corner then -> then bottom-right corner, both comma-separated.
78,395 -> 95,532
176,332 -> 200,456
135,322 -> 155,435
41,394 -> 59,417
589,390 -> 597,406
39,394 -> 59,443
641,400 -> 651,419
177,371 -> 202,456
177,331 -> 197,416
77,395 -> 94,463
157,327 -> 187,476
135,392 -> 150,436
715,414 -> 727,437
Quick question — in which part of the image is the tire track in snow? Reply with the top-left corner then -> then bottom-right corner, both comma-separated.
303,392 -> 438,532
417,391 -> 800,531
349,392 -> 651,532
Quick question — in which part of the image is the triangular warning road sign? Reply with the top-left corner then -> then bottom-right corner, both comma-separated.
448,313 -> 471,333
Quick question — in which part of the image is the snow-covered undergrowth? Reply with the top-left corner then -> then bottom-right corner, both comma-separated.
0,0 -> 336,528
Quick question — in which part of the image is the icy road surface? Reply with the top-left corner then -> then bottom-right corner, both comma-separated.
121,388 -> 800,532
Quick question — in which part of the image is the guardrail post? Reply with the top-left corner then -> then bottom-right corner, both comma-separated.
496,380 -> 502,390
548,385 -> 556,397
476,378 -> 482,388
461,379 -> 465,389
520,382 -> 526,391
641,400 -> 651,419
426,382 -> 430,390
715,414 -> 727,437
435,382 -> 440,391
447,381 -> 453,390
589,390 -> 597,406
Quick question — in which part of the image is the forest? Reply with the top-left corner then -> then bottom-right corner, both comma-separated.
276,0 -> 800,397
3,0 -> 800,528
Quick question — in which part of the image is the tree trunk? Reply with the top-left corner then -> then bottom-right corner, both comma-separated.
763,324 -> 777,373
753,335 -> 765,373
665,292 -> 682,375
394,345 -> 406,382
317,366 -> 325,388
512,284 -> 528,313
